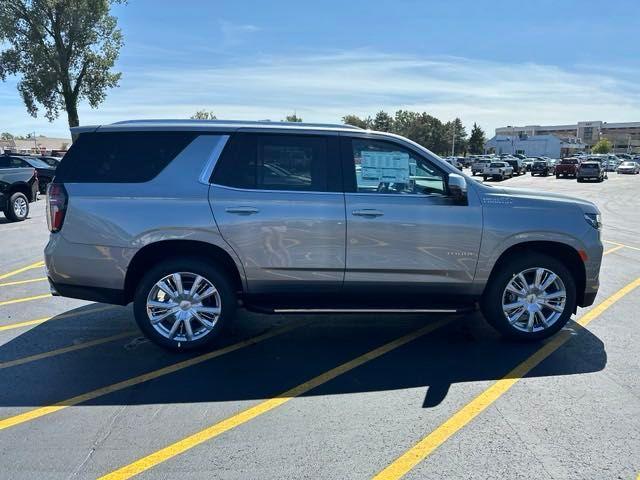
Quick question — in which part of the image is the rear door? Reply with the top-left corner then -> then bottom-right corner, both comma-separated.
209,131 -> 346,294
341,134 -> 482,297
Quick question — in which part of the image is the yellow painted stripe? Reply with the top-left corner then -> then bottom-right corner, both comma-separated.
0,322 -> 301,431
0,332 -> 135,370
0,277 -> 48,288
603,245 -> 625,255
0,305 -> 114,332
98,318 -> 451,480
0,293 -> 52,307
604,240 -> 640,252
373,276 -> 640,480
0,261 -> 44,281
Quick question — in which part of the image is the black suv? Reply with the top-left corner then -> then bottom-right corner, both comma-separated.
531,160 -> 555,177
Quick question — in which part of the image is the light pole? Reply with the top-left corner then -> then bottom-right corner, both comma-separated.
451,124 -> 455,157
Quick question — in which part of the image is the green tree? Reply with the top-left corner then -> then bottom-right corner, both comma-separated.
190,110 -> 217,120
372,110 -> 393,132
592,138 -> 613,154
342,114 -> 371,129
0,0 -> 124,128
468,122 -> 486,154
284,113 -> 302,122
1,132 -> 14,140
445,118 -> 467,155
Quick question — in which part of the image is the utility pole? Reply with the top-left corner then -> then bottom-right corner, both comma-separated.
451,124 -> 456,157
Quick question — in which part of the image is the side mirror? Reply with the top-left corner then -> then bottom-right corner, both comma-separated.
448,173 -> 467,202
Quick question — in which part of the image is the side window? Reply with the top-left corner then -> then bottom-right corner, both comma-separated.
213,134 -> 329,192
0,158 -> 9,168
347,138 -> 446,195
54,131 -> 197,183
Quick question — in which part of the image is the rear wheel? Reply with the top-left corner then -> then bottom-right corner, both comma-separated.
133,258 -> 236,351
481,253 -> 576,341
4,192 -> 29,222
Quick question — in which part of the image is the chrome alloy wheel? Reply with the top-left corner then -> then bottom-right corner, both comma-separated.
501,267 -> 567,333
146,272 -> 222,342
13,196 -> 27,218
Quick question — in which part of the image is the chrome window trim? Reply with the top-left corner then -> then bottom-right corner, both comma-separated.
210,183 -> 342,196
198,134 -> 230,185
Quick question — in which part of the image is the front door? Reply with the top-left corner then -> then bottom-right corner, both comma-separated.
341,135 -> 483,298
209,132 -> 345,294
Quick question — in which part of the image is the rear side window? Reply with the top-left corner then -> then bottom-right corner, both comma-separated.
0,157 -> 29,168
55,131 -> 197,183
212,133 -> 332,192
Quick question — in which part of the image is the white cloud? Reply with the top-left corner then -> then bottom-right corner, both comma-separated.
1,50 -> 639,138
219,20 -> 260,46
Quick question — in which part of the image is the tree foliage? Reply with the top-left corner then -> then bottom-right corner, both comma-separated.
1,132 -> 14,140
468,122 -> 486,154
591,138 -> 612,154
283,113 -> 303,122
343,110 -> 474,156
0,0 -> 124,128
190,110 -> 217,120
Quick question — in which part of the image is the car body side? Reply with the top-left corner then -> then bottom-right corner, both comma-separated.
44,124 -> 601,310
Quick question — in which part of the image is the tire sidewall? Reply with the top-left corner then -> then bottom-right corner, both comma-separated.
481,253 -> 577,341
6,193 -> 29,222
133,258 -> 236,351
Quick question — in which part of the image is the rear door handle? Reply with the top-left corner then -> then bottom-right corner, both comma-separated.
352,209 -> 384,217
225,206 -> 259,215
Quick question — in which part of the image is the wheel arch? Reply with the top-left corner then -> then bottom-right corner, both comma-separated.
124,240 -> 245,304
7,182 -> 33,202
484,240 -> 586,308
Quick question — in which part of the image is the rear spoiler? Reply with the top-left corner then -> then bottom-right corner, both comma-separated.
69,125 -> 100,143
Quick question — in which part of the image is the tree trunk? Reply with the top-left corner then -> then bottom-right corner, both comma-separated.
65,97 -> 80,128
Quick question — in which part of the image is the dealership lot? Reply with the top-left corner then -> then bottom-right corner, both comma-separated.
0,173 -> 639,479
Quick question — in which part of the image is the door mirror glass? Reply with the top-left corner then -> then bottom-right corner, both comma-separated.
448,173 -> 467,202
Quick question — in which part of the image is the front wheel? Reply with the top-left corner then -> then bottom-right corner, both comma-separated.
133,258 -> 236,351
481,253 -> 576,341
4,192 -> 29,222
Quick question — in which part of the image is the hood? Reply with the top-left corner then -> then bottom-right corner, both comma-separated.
488,186 -> 599,213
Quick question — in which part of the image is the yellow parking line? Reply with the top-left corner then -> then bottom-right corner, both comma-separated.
0,305 -> 114,332
0,322 -> 302,431
372,276 -> 640,480
0,261 -> 44,281
603,245 -> 625,255
604,240 -> 640,252
0,277 -> 48,288
0,293 -> 52,307
0,332 -> 135,370
98,318 -> 451,480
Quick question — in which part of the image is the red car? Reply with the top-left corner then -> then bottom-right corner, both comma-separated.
555,158 -> 580,178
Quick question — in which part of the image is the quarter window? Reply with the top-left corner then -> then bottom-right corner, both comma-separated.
347,138 -> 446,195
213,134 -> 329,192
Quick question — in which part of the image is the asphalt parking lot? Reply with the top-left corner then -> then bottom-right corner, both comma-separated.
0,173 -> 639,479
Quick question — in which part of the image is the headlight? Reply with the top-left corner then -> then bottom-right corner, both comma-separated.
584,213 -> 602,230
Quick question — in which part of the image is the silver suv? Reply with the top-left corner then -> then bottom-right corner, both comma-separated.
45,120 -> 603,350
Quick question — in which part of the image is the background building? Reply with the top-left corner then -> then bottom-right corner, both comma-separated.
495,120 -> 640,153
0,135 -> 71,156
484,134 -> 586,158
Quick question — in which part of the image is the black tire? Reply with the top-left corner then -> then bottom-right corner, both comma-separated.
133,257 -> 237,351
4,192 -> 29,222
483,176 -> 487,181
577,178 -> 583,183
480,253 -> 576,341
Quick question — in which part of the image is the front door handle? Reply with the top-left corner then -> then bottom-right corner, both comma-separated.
226,206 -> 260,215
352,209 -> 384,217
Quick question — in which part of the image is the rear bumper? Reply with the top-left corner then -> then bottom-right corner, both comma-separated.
49,278 -> 127,305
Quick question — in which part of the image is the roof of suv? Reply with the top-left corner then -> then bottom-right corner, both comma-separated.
72,119 -> 365,136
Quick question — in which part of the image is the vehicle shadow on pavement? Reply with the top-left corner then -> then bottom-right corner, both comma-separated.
0,304 -> 606,410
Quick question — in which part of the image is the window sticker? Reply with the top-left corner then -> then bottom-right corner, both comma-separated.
360,151 -> 411,183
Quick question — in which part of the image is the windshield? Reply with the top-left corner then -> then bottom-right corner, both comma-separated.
25,158 -> 53,168
621,162 -> 634,166
489,162 -> 503,167
561,159 -> 578,164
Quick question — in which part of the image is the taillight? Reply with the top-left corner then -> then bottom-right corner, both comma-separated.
46,183 -> 68,233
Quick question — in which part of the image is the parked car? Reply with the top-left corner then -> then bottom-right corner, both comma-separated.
555,158 -> 580,178
523,158 -> 535,171
1,154 -> 56,194
0,159 -> 39,222
444,157 -> 463,169
503,157 -> 526,176
616,161 -> 640,174
577,161 -> 605,182
44,119 -> 603,350
483,161 -> 513,181
531,160 -> 555,177
37,155 -> 62,168
471,159 -> 491,175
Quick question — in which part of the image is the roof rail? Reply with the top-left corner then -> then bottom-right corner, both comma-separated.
110,119 -> 364,130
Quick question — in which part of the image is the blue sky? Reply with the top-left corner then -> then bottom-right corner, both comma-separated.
2,0 -> 640,138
